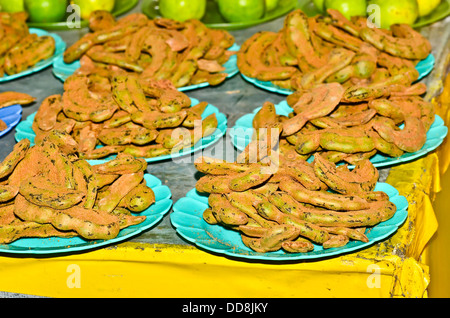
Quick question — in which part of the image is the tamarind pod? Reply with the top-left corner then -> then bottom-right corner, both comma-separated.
73,159 -> 98,209
86,46 -> 144,73
301,48 -> 355,89
253,102 -> 278,130
279,177 -> 370,211
118,183 -> 155,213
268,191 -> 306,219
368,99 -> 405,124
123,144 -> 171,158
319,128 -> 375,153
34,94 -> 63,131
19,175 -> 84,210
259,224 -> 300,252
112,75 -> 157,113
195,175 -> 233,194
159,89 -> 192,113
81,145 -> 125,159
194,156 -> 255,175
92,153 -> 147,175
281,236 -> 315,253
255,199 -> 330,244
183,101 -> 208,128
110,207 -> 146,229
203,208 -> 219,225
241,235 -> 267,253
321,226 -> 369,242
237,123 -> 282,164
360,24 -> 431,60
294,130 -> 322,155
0,139 -> 30,179
226,191 -> 276,228
373,116 -> 427,153
14,194 -> 120,240
102,110 -> 132,129
190,70 -> 227,86
283,10 -> 325,72
242,31 -> 297,81
130,110 -> 187,130
97,171 -> 144,213
323,234 -> 349,249
63,33 -> 96,63
97,125 -> 158,146
238,224 -> 269,238
0,184 -> 19,202
88,10 -> 117,32
0,91 -> 36,108
208,194 -> 248,226
228,165 -> 274,192
313,153 -> 378,195
278,163 -> 326,191
94,173 -> 119,189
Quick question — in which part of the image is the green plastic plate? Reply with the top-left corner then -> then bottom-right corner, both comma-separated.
171,183 -> 408,261
26,0 -> 139,30
141,0 -> 297,30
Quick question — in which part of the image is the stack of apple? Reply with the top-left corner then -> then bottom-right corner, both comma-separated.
0,0 -> 115,23
313,0 -> 442,29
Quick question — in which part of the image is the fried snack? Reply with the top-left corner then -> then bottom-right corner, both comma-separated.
63,10 -> 235,89
0,91 -> 35,108
32,73 -> 218,160
237,8 -> 431,92
0,12 -> 56,76
0,132 -> 157,243
195,154 -> 395,253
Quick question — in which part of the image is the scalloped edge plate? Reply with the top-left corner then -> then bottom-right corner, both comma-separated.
0,104 -> 23,138
229,100 -> 448,169
52,43 -> 240,91
14,97 -> 228,163
171,183 -> 408,261
0,28 -> 66,82
241,54 -> 436,95
0,172 -> 173,255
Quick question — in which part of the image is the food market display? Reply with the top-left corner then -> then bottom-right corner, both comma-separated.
0,11 -> 56,77
237,8 -> 432,92
62,11 -> 236,89
0,132 -> 157,244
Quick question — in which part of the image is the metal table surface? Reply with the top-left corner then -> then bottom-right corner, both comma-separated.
0,1 -> 449,298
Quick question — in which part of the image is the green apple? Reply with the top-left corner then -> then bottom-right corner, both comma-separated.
72,0 -> 116,20
367,0 -> 418,29
417,0 -> 441,17
265,0 -> 278,12
217,0 -> 265,23
325,0 -> 367,19
0,0 -> 24,12
24,0 -> 68,23
159,0 -> 206,21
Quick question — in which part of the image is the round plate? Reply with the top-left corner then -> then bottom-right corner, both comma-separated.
15,98 -> 228,163
241,54 -> 436,95
142,0 -> 297,31
26,0 -> 139,30
171,183 -> 408,261
51,44 -> 240,90
229,101 -> 448,169
0,105 -> 23,138
0,28 -> 66,82
0,172 -> 172,255
297,0 -> 450,29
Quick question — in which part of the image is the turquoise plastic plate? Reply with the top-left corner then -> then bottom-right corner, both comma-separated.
0,104 -> 23,138
241,54 -> 435,95
229,101 -> 448,169
0,172 -> 172,255
15,98 -> 227,163
171,183 -> 408,261
52,43 -> 240,90
0,28 -> 66,82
